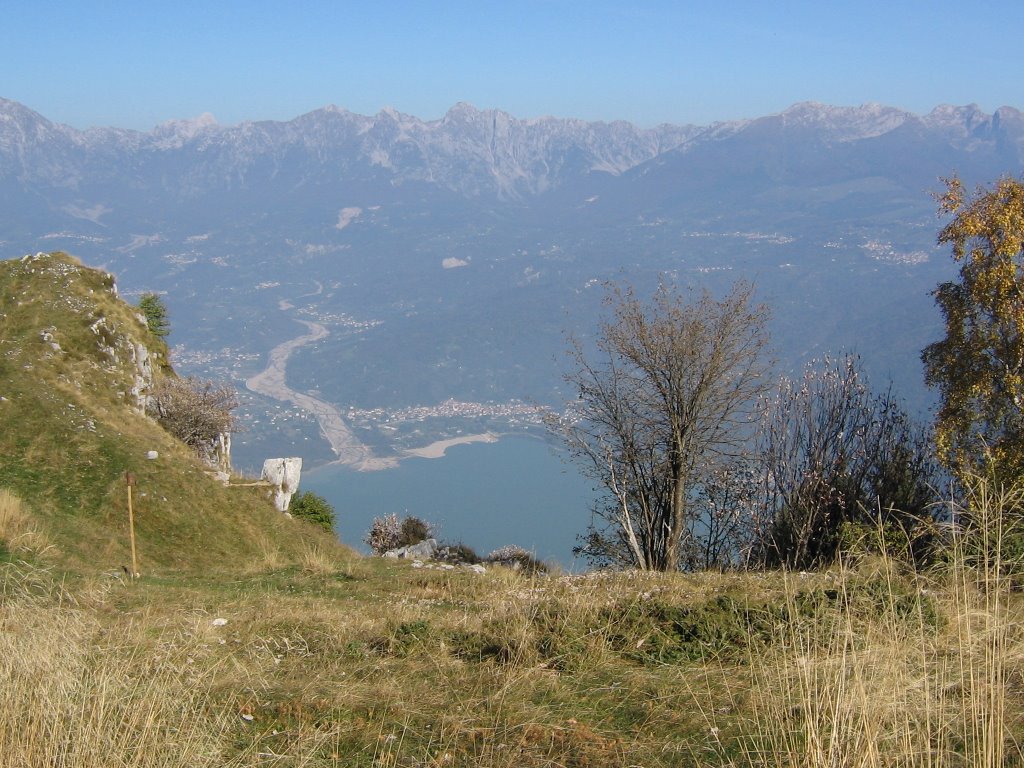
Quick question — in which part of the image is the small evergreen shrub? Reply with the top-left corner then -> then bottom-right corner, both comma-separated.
138,292 -> 170,337
287,491 -> 336,533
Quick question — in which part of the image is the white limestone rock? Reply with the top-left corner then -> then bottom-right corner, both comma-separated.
383,538 -> 438,560
262,457 -> 302,512
130,342 -> 153,410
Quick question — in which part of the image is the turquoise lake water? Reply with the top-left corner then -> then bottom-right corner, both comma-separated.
303,435 -> 598,569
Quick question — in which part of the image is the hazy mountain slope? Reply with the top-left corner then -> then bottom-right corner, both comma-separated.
1,98 -> 1022,467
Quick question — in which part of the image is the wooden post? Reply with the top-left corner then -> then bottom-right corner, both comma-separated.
125,472 -> 140,578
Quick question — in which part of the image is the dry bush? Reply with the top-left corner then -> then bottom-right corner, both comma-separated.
147,376 -> 237,463
365,514 -> 434,554
485,545 -> 549,575
365,513 -> 402,554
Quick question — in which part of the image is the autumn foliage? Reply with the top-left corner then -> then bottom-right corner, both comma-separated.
923,176 -> 1024,481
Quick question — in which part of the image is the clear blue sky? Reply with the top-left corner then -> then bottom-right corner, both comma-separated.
2,0 -> 1021,130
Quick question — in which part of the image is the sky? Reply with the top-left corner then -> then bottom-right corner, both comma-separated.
2,0 -> 1022,131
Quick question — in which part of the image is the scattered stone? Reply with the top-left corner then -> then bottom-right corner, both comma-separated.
146,450 -> 158,460
211,617 -> 228,627
383,538 -> 438,560
465,564 -> 487,575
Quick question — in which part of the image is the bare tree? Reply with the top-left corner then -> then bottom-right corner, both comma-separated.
148,376 -> 238,470
682,458 -> 766,571
758,355 -> 942,568
557,280 -> 772,571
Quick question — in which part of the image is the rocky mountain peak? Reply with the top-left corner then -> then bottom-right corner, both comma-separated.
150,112 -> 220,148
442,101 -> 481,122
0,97 -> 65,148
776,101 -> 912,140
0,97 -> 1021,199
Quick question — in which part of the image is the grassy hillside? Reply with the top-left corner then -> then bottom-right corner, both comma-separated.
0,251 -> 337,572
1,252 -> 1023,766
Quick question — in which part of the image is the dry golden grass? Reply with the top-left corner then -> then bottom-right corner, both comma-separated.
0,488 -> 54,558
1,483 -> 1023,766
712,484 -> 1024,768
0,555 -> 747,766
0,565 -> 235,766
298,541 -> 354,577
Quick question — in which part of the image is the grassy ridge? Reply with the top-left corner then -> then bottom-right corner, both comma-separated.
0,251 -> 339,572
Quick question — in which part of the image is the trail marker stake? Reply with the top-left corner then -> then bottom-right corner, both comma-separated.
125,472 -> 140,578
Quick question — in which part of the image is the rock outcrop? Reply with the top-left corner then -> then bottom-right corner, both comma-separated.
261,457 -> 302,512
383,538 -> 438,560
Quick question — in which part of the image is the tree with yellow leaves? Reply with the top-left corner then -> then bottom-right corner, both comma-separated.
922,176 -> 1024,481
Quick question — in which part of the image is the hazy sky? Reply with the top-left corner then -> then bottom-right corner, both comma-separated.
3,0 -> 1021,130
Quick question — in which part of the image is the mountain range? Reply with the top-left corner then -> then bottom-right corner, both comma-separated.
2,98 -> 1021,200
2,97 -> 1022,468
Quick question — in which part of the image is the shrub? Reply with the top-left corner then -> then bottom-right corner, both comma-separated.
398,516 -> 432,547
435,541 -> 481,564
485,545 -> 548,574
364,514 -> 435,555
147,376 -> 237,463
364,514 -> 400,554
287,491 -> 336,533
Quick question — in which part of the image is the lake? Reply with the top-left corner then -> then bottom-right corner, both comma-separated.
303,435 -> 598,569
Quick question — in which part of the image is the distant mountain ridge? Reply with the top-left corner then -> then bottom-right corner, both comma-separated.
2,98 -> 1021,203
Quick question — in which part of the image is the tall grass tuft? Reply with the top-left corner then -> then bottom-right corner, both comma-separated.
0,488 -> 53,558
724,478 -> 1024,768
0,561 -> 245,767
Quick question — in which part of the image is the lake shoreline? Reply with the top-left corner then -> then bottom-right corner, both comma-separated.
402,432 -> 500,459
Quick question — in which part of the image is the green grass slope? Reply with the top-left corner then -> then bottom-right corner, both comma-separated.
0,251 -> 338,572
